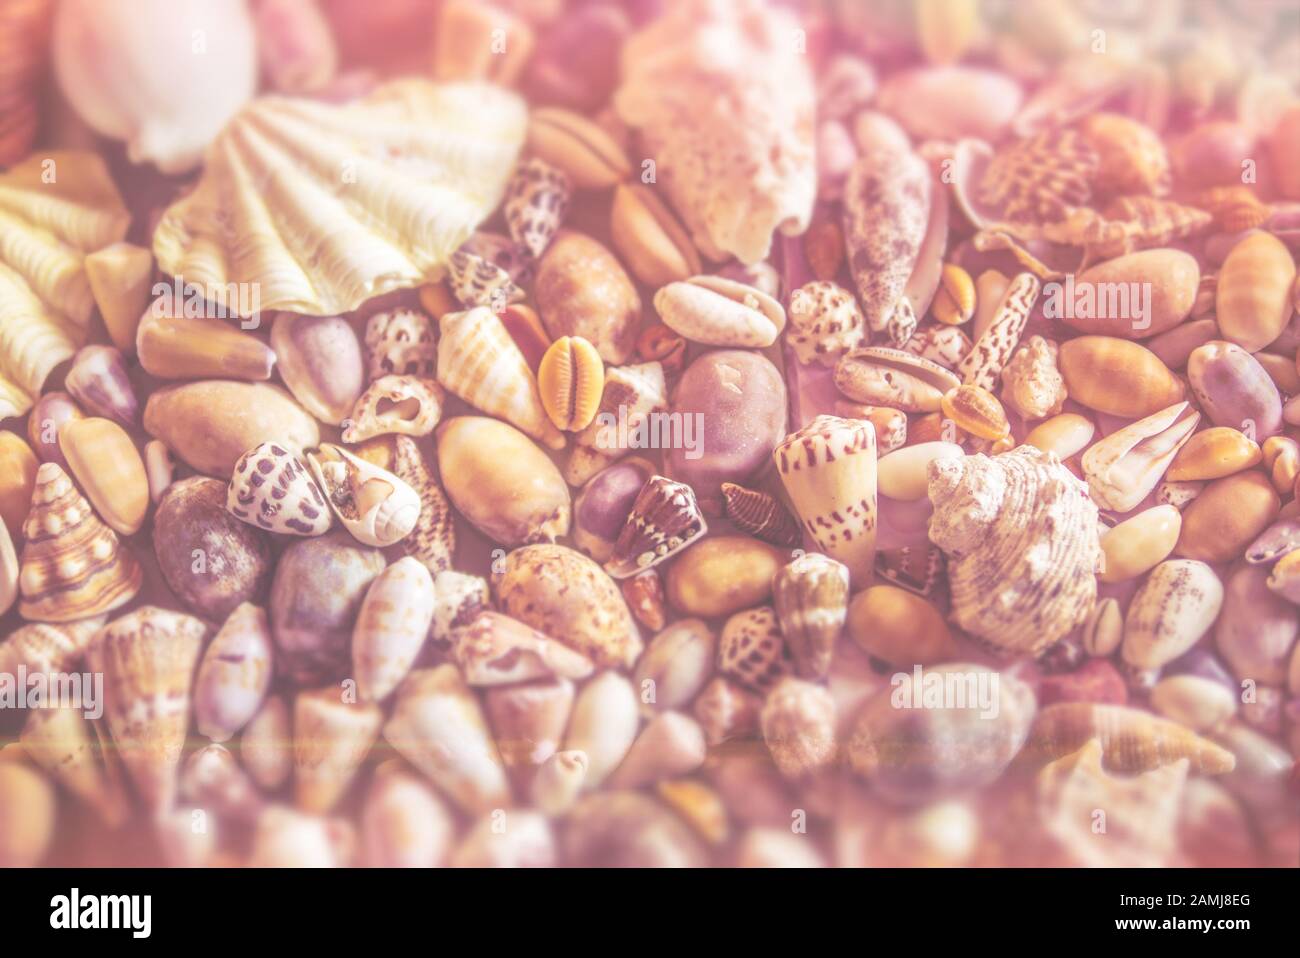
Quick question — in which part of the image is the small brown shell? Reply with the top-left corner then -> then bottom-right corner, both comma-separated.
717,606 -> 791,695
606,476 -> 707,580
719,482 -> 802,547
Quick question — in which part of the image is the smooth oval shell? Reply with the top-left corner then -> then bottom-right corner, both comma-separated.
1063,250 -> 1199,338
534,231 -> 640,365
847,585 -> 956,666
1151,675 -> 1237,732
633,619 -> 716,717
665,536 -> 784,618
1216,232 -> 1296,353
1167,427 -> 1261,481
1187,340 -> 1283,438
1121,559 -> 1224,669
1175,472 -> 1279,564
353,557 -> 436,702
609,182 -> 701,288
0,431 -> 38,541
654,276 -> 786,349
137,313 -> 277,382
1058,336 -> 1184,418
836,347 -> 961,413
1099,505 -> 1181,583
58,417 -> 149,536
194,602 -> 274,743
878,66 -> 1022,142
239,695 -> 292,790
563,671 -> 640,788
361,766 -> 454,868
1023,413 -> 1096,460
878,442 -> 964,502
1215,561 -> 1298,686
271,314 -> 365,426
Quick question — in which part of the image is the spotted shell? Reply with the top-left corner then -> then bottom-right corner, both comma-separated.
364,308 -> 437,380
503,157 -> 571,259
227,441 -> 332,537
717,606 -> 791,694
786,280 -> 867,367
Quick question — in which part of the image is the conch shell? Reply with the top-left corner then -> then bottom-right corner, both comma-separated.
1081,402 -> 1199,513
926,446 -> 1100,656
306,443 -> 420,548
437,307 -> 565,451
153,80 -> 526,317
612,0 -> 815,264
0,152 -> 130,419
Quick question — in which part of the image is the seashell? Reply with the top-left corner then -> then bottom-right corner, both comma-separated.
361,765 -> 454,868
572,457 -> 656,562
342,375 -> 444,443
450,810 -> 557,869
483,677 -> 573,776
1151,676 -> 1237,732
22,703 -> 128,828
532,750 -> 588,816
58,417 -> 148,536
735,828 -> 826,868
634,619 -> 715,716
0,520 -> 16,617
609,183 -> 701,289
352,556 -> 436,702
270,530 -> 385,686
1000,335 -> 1066,421
430,569 -> 491,643
1038,656 -> 1128,707
717,606 -> 791,695
88,606 -> 208,813
239,695 -> 292,791
665,536 -> 783,618
136,310 -> 276,385
437,416 -> 570,547
956,273 -> 1039,392
964,130 -> 1096,227
1216,232 -> 1296,353
1080,596 -> 1123,658
179,742 -> 265,823
153,80 -> 527,316
0,431 -> 38,542
453,612 -> 593,687
193,602 -> 273,744
656,778 -> 729,846
563,671 -> 640,788
378,436 -> 451,574
787,281 -> 866,368
927,446 -> 1100,656
1190,185 -> 1270,234
1271,105 -> 1300,199
566,360 -> 667,487
154,476 -> 272,620
432,0 -> 533,85
446,242 -> 525,311
383,665 -> 510,815
931,263 -> 976,326
1026,702 -> 1235,774
774,415 -> 878,587
18,462 -> 142,623
1121,560 -> 1224,670
0,0 -> 53,166
613,0 -> 816,264
874,544 -> 946,598
246,806 -> 349,868
538,336 -> 604,433
1060,250 -> 1198,338
253,0 -> 337,94
293,689 -> 382,813
1099,505 -> 1182,583
606,476 -> 707,579
655,276 -> 786,349
694,676 -> 762,748
847,583 -> 956,667
848,664 -> 1035,805
1081,402 -> 1199,512
879,66 -> 1022,143
941,385 -> 1009,441
622,569 -> 667,632
27,392 -> 83,470
1214,562 -> 1297,686
878,442 -> 965,502
495,543 -> 642,669
1167,427 -> 1262,483
144,380 -> 320,478
307,442 -> 420,548
83,243 -> 153,356
760,678 -> 837,781
64,345 -> 138,427
1246,517 -> 1300,566
437,307 -> 565,450
564,791 -> 708,868
1171,121 -> 1255,191
1058,336 -> 1185,419
227,441 -> 331,537
665,351 -> 786,513
503,157 -> 571,259
720,482 -> 802,547
1175,472 -> 1280,564
1211,721 -> 1295,823
1156,479 -> 1205,510
0,152 -> 129,421
838,403 -> 909,454
1147,317 -> 1219,370
527,106 -> 631,190
364,308 -> 436,380
609,712 -> 707,789
0,763 -> 56,868
1188,341 -> 1284,438
818,55 -> 878,124
1262,435 -> 1300,493
267,314 -> 364,426
1077,112 -> 1170,197
772,553 -> 849,681
804,217 -> 846,279
842,142 -> 930,346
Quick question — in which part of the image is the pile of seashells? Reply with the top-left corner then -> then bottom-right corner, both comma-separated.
0,0 -> 1298,868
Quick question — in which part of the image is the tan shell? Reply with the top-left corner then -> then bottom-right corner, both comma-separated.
293,690 -> 383,813
452,611 -> 594,687
1058,336 -> 1185,418
835,347 -> 961,413
633,619 -> 716,716
153,81 -> 526,316
1098,505 -> 1182,583
484,678 -> 575,779
847,584 -> 956,666
270,314 -> 366,425
665,536 -> 784,618
655,276 -> 786,349
940,385 -> 1010,441
787,280 -> 867,367
1175,471 -> 1280,563
361,764 -> 454,868
1023,413 -> 1096,460
1000,335 -> 1066,420
138,312 -> 277,383
760,678 -> 837,780
193,602 -> 273,744
21,704 -> 128,828
538,335 -> 604,432
390,436 -> 455,575
534,231 -> 640,365
1081,402 -> 1199,513
58,417 -> 149,536
563,671 -> 640,787
1121,560 -> 1224,670
1216,232 -> 1296,353
0,763 -> 56,868
771,552 -> 849,681
927,446 -> 1100,656
956,272 -> 1039,391
1167,427 -> 1261,482
342,376 -> 445,443
527,107 -> 630,190
609,183 -> 701,288
608,712 -> 707,789
0,430 -> 37,541
307,443 -> 420,548
353,557 -> 436,702
1026,702 -> 1235,774
240,695 -> 292,791
0,520 -> 16,618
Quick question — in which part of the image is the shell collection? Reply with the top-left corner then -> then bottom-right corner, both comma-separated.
0,0 -> 1297,873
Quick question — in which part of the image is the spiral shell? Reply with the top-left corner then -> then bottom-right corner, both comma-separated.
307,443 -> 420,548
719,482 -> 802,547
771,552 -> 849,681
1026,702 -> 1235,774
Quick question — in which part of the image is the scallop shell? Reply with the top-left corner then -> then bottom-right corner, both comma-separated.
926,446 -> 1100,656
306,442 -> 420,548
227,441 -> 333,536
1081,402 -> 1200,513
293,689 -> 383,813
364,308 -> 436,380
88,606 -> 208,815
612,0 -> 816,264
391,435 -> 455,575
719,482 -> 802,548
152,80 -> 526,317
1026,702 -> 1236,774
342,375 -> 445,443
0,151 -> 130,419
436,307 -> 565,451
605,476 -> 708,580
352,556 -> 436,703
18,462 -> 142,623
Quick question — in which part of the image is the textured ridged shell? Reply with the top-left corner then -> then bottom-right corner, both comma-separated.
612,0 -> 815,264
926,446 -> 1099,656
771,552 -> 849,681
342,376 -> 445,443
391,436 -> 455,575
719,482 -> 802,547
307,443 -> 420,548
1027,702 -> 1235,774
606,476 -> 708,579
0,152 -> 129,419
152,80 -> 526,317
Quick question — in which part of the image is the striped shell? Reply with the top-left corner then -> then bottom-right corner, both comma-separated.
719,482 -> 802,547
1027,702 -> 1235,774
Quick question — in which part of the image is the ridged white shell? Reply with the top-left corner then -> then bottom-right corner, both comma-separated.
152,80 -> 526,317
0,152 -> 130,419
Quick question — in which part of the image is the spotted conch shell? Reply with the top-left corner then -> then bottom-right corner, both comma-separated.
0,152 -> 130,419
612,0 -> 815,264
152,80 -> 526,317
926,445 -> 1100,656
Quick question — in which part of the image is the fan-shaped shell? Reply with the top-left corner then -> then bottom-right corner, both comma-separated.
152,80 -> 526,317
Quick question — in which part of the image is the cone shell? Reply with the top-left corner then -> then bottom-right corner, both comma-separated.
307,442 -> 420,548
352,557 -> 436,702
88,606 -> 208,814
18,462 -> 142,622
436,307 -> 565,450
227,441 -> 333,536
957,272 -> 1039,391
484,678 -> 575,774
1122,560 -> 1224,670
194,602 -> 274,743
0,152 -> 129,420
153,80 -> 527,317
382,665 -> 511,815
293,689 -> 382,813
609,711 -> 707,788
719,482 -> 802,548
342,375 -> 445,443
58,417 -> 149,536
773,415 -> 878,587
612,0 -> 815,264
452,611 -> 594,687
391,435 -> 455,575
927,446 -> 1100,656
1081,402 -> 1199,512
361,765 -> 454,868
1216,232 -> 1296,354
1026,702 -> 1235,774
606,476 -> 708,579
771,552 -> 849,681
